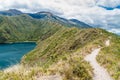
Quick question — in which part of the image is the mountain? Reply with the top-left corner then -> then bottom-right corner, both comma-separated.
69,19 -> 91,28
0,10 -> 92,44
0,9 -> 23,16
0,14 -> 66,43
28,12 -> 92,28
0,9 -> 119,80
0,9 -> 92,28
28,11 -> 53,19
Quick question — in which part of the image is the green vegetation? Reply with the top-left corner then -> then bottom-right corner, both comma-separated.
0,14 -> 94,79
21,28 -> 104,67
0,14 -> 65,43
0,14 -> 120,80
20,28 -> 111,80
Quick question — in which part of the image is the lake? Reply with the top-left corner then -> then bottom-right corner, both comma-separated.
0,42 -> 36,69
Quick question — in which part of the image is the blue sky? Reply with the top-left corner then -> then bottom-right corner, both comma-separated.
0,0 -> 120,34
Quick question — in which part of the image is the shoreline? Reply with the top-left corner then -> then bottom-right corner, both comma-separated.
0,41 -> 37,44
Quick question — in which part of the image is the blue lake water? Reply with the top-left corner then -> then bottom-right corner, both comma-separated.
0,42 -> 36,69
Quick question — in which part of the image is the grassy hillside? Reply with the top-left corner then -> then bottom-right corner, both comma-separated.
0,14 -> 94,79
0,28 -> 101,79
19,28 -> 111,80
21,28 -> 103,66
0,27 -> 120,80
0,14 -> 66,43
0,14 -> 120,80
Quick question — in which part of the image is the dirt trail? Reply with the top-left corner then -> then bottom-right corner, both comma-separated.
85,40 -> 113,80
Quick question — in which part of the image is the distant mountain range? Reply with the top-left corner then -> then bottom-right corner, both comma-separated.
0,9 -> 92,43
0,9 -> 23,16
0,9 -> 92,28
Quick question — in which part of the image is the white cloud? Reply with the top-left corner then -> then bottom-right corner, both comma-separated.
97,0 -> 120,8
108,29 -> 120,35
0,0 -> 120,34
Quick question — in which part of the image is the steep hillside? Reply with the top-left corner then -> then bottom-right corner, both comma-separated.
19,28 -> 111,80
21,28 -> 104,67
0,14 -> 65,43
21,28 -> 120,80
0,27 -> 103,80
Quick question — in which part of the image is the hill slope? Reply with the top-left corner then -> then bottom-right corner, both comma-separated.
0,26 -> 120,80
22,28 -> 103,66
0,14 -> 66,43
21,28 -> 120,80
0,11 -> 119,80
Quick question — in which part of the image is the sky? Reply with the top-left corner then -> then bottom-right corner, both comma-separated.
0,0 -> 120,34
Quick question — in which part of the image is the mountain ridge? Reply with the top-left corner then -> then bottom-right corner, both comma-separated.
0,9 -> 92,28
0,9 -> 23,16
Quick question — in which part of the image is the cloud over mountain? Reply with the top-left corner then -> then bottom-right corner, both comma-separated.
0,0 -> 120,34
